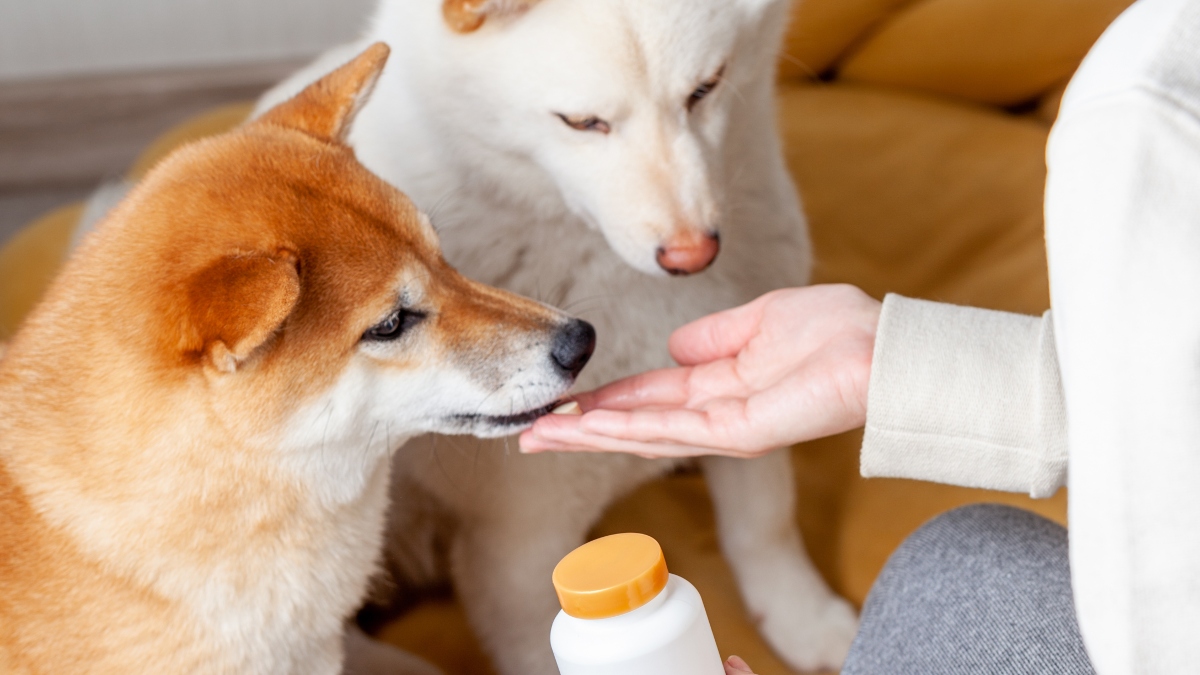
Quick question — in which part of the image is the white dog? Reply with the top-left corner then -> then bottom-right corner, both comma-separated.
253,1 -> 858,673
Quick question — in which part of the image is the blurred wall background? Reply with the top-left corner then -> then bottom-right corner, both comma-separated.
0,0 -> 378,247
0,0 -> 376,81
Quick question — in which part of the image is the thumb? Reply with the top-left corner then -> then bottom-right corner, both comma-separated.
669,297 -> 764,366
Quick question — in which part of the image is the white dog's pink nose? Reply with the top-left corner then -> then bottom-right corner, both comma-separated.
656,230 -> 720,276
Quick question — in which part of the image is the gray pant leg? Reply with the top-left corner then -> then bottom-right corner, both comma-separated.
842,503 -> 1094,675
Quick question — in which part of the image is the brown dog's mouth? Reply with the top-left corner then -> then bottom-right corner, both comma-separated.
450,399 -> 565,433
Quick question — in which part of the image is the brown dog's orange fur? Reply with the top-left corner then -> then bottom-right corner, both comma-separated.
0,43 -> 566,674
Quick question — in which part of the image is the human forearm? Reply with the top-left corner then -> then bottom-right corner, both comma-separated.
861,295 -> 1067,498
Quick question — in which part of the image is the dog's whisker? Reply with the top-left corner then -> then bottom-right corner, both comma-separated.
424,190 -> 458,226
320,399 -> 336,465
724,74 -> 749,106
776,50 -> 820,80
364,421 -> 381,465
431,434 -> 462,493
559,296 -> 610,317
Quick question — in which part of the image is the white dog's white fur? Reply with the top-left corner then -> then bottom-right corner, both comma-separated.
254,1 -> 859,672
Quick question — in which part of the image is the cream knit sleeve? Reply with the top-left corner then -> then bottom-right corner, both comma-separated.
859,295 -> 1067,499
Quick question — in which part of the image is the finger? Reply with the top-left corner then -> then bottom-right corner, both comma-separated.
518,428 -> 551,453
523,418 -> 727,458
520,412 -> 585,450
581,402 -> 783,458
530,413 -> 734,458
571,367 -> 694,411
579,407 -> 734,448
527,397 -> 771,458
725,656 -> 754,674
669,297 -> 766,366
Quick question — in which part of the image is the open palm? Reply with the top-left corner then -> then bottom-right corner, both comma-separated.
520,284 -> 881,458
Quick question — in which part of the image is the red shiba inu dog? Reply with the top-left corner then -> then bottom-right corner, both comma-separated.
0,44 -> 592,675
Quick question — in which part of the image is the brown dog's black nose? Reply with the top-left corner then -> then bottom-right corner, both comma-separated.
552,319 -> 596,378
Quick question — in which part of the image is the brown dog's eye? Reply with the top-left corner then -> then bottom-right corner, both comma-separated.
687,65 -> 725,112
364,309 -> 425,342
556,113 -> 611,134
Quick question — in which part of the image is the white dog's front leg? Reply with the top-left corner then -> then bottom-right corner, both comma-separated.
450,520 -> 581,675
702,451 -> 859,672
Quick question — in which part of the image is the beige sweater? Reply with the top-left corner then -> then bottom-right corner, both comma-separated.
863,299 -> 1067,498
860,0 -> 1200,672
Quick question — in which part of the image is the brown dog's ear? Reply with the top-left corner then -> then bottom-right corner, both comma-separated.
182,250 -> 301,374
443,0 -> 542,33
257,42 -> 390,144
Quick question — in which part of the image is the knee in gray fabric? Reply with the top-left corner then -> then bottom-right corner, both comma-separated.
896,503 -> 1069,568
842,503 -> 1093,675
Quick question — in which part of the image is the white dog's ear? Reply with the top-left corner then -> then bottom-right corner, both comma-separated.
442,0 -> 542,33
257,42 -> 389,144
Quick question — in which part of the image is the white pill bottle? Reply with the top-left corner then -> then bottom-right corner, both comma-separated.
549,533 -> 725,675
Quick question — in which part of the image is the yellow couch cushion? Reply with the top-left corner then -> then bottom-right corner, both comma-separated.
780,0 -> 1134,108
782,83 -> 1051,313
837,0 -> 1134,106
779,0 -> 914,80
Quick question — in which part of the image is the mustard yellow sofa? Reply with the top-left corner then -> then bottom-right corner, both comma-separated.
0,0 -> 1134,672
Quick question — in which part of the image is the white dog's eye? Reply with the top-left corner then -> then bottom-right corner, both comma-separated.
687,65 -> 725,112
556,113 -> 611,134
363,309 -> 425,342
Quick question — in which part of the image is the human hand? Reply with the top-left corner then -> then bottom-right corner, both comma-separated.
724,655 -> 756,674
520,284 -> 881,458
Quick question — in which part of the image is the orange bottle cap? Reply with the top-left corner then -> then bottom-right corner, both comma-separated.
552,533 -> 669,620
